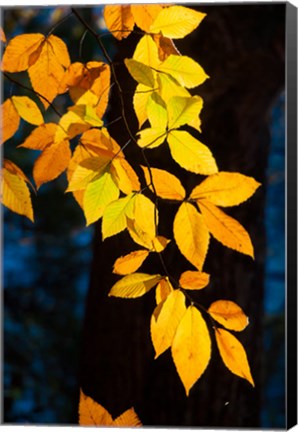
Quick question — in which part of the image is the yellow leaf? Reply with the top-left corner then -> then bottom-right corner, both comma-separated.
215,328 -> 254,386
83,171 -> 119,226
67,154 -> 112,192
1,160 -> 34,221
157,73 -> 190,103
141,166 -> 185,200
133,194 -> 157,241
172,305 -> 211,395
28,35 -> 70,108
150,5 -> 206,39
158,54 -> 208,88
153,34 -> 181,62
11,96 -> 43,126
179,270 -> 209,290
133,34 -> 160,69
102,193 -> 136,240
198,199 -> 254,258
151,235 -> 170,252
190,172 -> 261,207
81,128 -> 122,156
113,249 -> 149,275
167,130 -> 218,175
151,289 -> 186,358
127,218 -> 154,250
110,157 -> 140,195
19,123 -> 59,150
208,300 -> 249,331
155,278 -> 173,304
66,144 -> 92,208
174,202 -> 210,271
103,5 -> 134,40
55,107 -> 89,142
113,407 -> 142,427
147,92 -> 168,130
137,127 -> 167,149
1,98 -> 20,144
131,5 -> 163,32
133,84 -> 153,128
167,95 -> 203,130
125,58 -> 155,88
33,139 -> 71,189
109,273 -> 162,298
1,33 -> 45,72
79,389 -> 113,426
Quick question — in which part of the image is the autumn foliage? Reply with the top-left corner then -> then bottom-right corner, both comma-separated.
1,3 -> 261,424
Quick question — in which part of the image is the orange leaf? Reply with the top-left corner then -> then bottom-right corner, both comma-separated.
113,408 -> 142,427
111,157 -> 140,195
179,270 -> 209,290
79,389 -> 113,426
113,250 -> 149,275
1,98 -> 20,144
81,128 -> 122,156
103,5 -> 134,40
208,300 -> 249,331
155,277 -> 174,304
215,328 -> 254,386
131,4 -> 163,32
0,27 -> 6,43
141,166 -> 186,200
153,34 -> 181,62
190,172 -> 261,207
19,123 -> 59,150
1,33 -> 45,72
198,199 -> 254,258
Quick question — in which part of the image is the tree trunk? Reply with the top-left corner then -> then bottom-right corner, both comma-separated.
79,4 -> 285,427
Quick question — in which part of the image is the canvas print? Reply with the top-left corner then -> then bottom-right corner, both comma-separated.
1,2 -> 291,428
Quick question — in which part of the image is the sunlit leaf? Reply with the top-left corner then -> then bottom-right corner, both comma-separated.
1,33 -> 45,72
141,166 -> 185,200
1,98 -> 20,144
167,95 -> 203,130
198,199 -> 254,258
133,34 -> 160,69
133,193 -> 157,242
0,27 -> 6,43
179,270 -> 209,290
67,155 -> 112,192
81,128 -> 122,156
158,54 -> 208,88
109,273 -> 162,298
190,172 -> 261,207
215,328 -> 254,386
153,34 -> 181,62
113,249 -> 149,275
103,5 -> 134,40
155,278 -> 174,304
137,127 -> 167,149
125,58 -> 155,88
11,96 -> 43,126
133,84 -> 153,128
172,305 -> 211,395
168,130 -> 218,175
174,202 -> 210,271
150,6 -> 206,39
131,4 -> 163,32
151,235 -> 170,252
19,123 -> 59,150
147,92 -> 168,130
102,193 -> 136,240
110,157 -> 140,195
208,300 -> 249,331
113,408 -> 142,427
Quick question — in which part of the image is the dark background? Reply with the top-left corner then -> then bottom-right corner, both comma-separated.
2,3 -> 285,427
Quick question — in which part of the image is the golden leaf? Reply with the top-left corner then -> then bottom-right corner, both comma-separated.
141,166 -> 186,200
174,202 -> 210,271
153,34 -> 181,62
113,408 -> 142,427
133,34 -> 160,69
151,289 -> 186,358
198,199 -> 254,258
155,278 -> 174,304
19,123 -> 59,150
1,98 -> 20,144
151,235 -> 170,253
102,193 -> 136,240
110,157 -> 140,195
11,96 -> 43,126
103,5 -> 134,40
172,305 -> 211,395
113,250 -> 149,275
109,273 -> 162,298
208,300 -> 249,331
133,84 -> 153,128
190,172 -> 261,206
133,194 -> 157,242
215,328 -> 254,386
137,127 -> 167,149
1,33 -> 45,72
131,4 -> 163,32
0,27 -> 6,43
125,58 -> 156,88
179,270 -> 209,290
67,154 -> 112,192
167,95 -> 203,130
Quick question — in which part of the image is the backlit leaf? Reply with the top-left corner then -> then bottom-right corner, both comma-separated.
83,171 -> 119,226
215,328 -> 254,386
158,54 -> 208,88
198,199 -> 254,258
133,34 -> 160,69
172,305 -> 211,395
109,273 -> 162,298
102,193 -> 136,240
67,155 -> 112,192
150,6 -> 206,39
179,270 -> 209,290
1,159 -> 34,222
19,123 -> 59,150
113,408 -> 142,427
133,84 -> 153,128
113,250 -> 149,275
174,202 -> 210,271
190,172 -> 261,207
79,390 -> 113,426
153,34 -> 181,62
125,58 -> 155,88
151,289 -> 186,358
81,128 -> 122,156
168,130 -> 218,175
131,5 -> 163,32
11,96 -> 43,126
1,33 -> 45,72
147,92 -> 167,130
151,235 -> 170,252
0,27 -> 6,43
133,193 -> 157,242
157,73 -> 190,103
1,98 -> 20,144
103,5 -> 134,40
137,127 -> 166,149
208,300 -> 249,331
155,278 -> 174,304
110,157 -> 140,195
141,166 -> 185,200
167,95 -> 203,130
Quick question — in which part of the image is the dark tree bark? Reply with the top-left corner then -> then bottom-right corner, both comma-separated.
79,4 -> 285,427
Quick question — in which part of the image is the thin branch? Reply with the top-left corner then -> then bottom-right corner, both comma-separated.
46,11 -> 74,37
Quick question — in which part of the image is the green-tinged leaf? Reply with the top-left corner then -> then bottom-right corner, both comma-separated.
102,193 -> 136,240
67,155 -> 112,192
151,289 -> 186,358
190,172 -> 261,206
147,92 -> 167,130
167,95 -> 203,130
174,202 -> 210,271
141,165 -> 185,200
168,130 -> 218,174
208,300 -> 249,332
83,171 -> 119,226
109,273 -> 162,298
113,250 -> 149,275
137,127 -> 166,149
125,58 -> 155,88
172,305 -> 211,395
150,5 -> 206,39
158,55 -> 208,88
